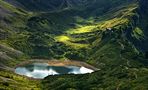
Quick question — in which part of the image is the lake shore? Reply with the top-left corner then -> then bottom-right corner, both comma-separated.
15,59 -> 99,71
47,60 -> 99,70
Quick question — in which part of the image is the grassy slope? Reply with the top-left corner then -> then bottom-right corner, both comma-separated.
0,70 -> 40,90
1,0 -> 138,59
43,68 -> 148,90
0,0 -> 28,66
42,1 -> 148,90
0,1 -> 40,89
0,0 -> 148,90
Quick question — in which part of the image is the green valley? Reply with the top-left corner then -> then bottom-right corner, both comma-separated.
0,0 -> 148,90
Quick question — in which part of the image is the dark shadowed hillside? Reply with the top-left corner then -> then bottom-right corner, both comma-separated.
5,0 -> 96,11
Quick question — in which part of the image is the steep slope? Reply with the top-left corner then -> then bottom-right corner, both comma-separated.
5,0 -> 95,11
1,0 -> 138,59
42,0 -> 148,90
0,0 -> 148,90
0,70 -> 40,90
0,0 -> 30,67
137,0 -> 148,58
0,1 -> 41,89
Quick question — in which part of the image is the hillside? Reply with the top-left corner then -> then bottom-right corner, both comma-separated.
5,0 -> 96,11
0,0 -> 148,90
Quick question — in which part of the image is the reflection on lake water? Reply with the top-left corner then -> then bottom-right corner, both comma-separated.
15,63 -> 94,79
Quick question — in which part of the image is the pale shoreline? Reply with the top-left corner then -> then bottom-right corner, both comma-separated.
15,59 -> 99,71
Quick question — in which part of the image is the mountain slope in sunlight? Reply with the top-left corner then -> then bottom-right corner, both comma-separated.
0,0 -> 148,90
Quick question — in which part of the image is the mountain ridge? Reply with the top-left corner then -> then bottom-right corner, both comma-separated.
0,0 -> 148,90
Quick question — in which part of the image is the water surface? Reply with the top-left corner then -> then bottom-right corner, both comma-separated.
15,63 -> 94,79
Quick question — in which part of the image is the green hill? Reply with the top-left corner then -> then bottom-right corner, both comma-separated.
0,0 -> 148,90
